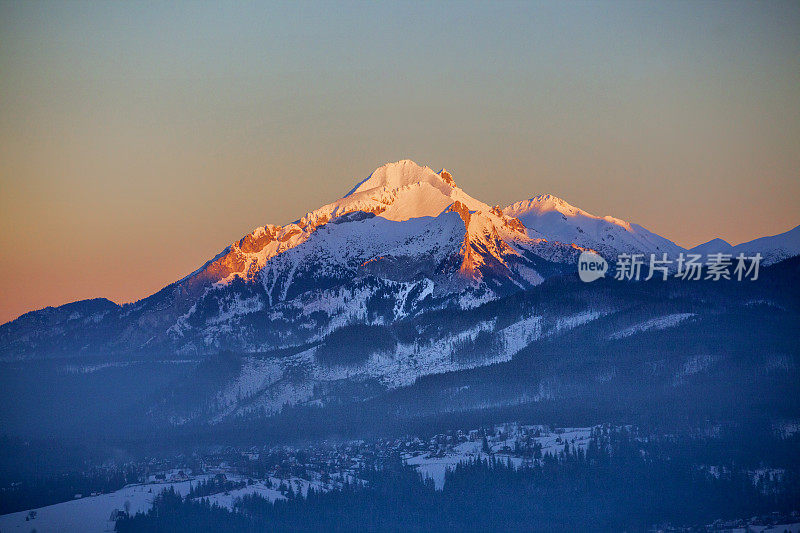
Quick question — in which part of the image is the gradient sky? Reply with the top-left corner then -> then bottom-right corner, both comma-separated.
1,1 -> 798,324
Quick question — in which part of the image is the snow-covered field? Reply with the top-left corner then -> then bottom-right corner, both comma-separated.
200,475 -> 331,510
0,479 -> 198,533
405,425 -> 593,489
0,471 -> 341,533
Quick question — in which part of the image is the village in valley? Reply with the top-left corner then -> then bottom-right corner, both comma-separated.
2,423 -> 798,532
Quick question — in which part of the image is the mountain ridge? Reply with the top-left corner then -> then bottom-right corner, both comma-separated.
0,160 -> 798,434
1,160 -> 798,361
689,224 -> 800,265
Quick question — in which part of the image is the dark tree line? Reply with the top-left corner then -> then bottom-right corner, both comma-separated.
187,475 -> 246,499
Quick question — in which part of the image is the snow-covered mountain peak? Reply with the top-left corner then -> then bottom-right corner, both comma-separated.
503,194 -> 634,232
504,195 -> 682,257
183,161 -> 542,294
505,194 -> 617,224
345,160 -> 453,197
525,194 -> 572,210
309,160 -> 500,225
505,193 -> 636,231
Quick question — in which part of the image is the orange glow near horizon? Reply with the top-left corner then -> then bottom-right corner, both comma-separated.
1,1 -> 799,324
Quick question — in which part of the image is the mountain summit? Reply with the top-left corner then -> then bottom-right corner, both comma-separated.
344,160 -> 454,200
504,194 -> 684,258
